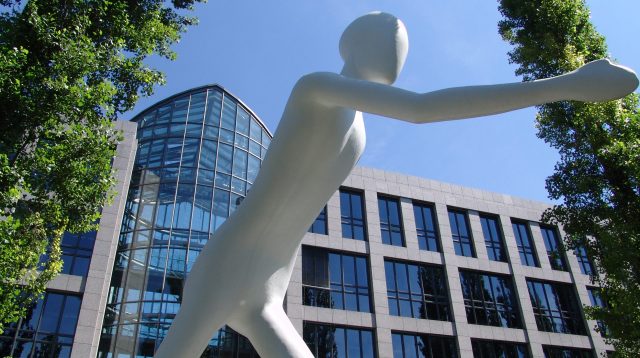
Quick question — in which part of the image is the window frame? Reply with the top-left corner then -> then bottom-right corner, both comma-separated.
378,195 -> 405,247
412,201 -> 440,252
384,259 -> 451,321
512,220 -> 540,267
479,214 -> 508,262
448,209 -> 476,257
339,188 -> 368,241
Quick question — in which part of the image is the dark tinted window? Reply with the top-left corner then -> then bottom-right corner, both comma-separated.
543,346 -> 594,358
512,221 -> 539,267
540,226 -> 567,271
309,206 -> 328,235
302,247 -> 371,312
385,260 -> 450,321
379,196 -> 404,247
413,202 -> 440,252
0,292 -> 81,358
392,332 -> 457,358
480,215 -> 507,262
527,280 -> 586,335
340,189 -> 367,241
471,339 -> 528,358
460,270 -> 521,328
303,322 -> 376,358
449,210 -> 475,257
574,245 -> 595,276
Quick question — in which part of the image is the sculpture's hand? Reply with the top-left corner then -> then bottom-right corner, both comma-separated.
566,59 -> 638,102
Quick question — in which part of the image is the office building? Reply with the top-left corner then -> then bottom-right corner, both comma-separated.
0,86 -> 612,357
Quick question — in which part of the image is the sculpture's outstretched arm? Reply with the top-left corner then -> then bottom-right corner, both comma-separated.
302,59 -> 638,124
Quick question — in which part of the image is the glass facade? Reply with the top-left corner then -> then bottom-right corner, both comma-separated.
98,86 -> 271,357
0,293 -> 81,358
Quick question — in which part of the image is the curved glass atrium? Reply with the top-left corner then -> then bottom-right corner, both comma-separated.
99,86 -> 271,357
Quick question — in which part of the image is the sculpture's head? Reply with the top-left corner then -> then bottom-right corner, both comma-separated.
339,12 -> 408,85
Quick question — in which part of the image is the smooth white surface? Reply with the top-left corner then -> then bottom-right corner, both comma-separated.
155,12 -> 637,358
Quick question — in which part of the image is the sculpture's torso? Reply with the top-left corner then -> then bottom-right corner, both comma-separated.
182,73 -> 366,325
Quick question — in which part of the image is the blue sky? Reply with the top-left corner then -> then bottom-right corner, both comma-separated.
126,1 -> 640,203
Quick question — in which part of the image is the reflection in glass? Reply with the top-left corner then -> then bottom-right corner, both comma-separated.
99,86 -> 271,357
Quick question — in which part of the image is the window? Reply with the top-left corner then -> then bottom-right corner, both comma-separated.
574,245 -> 595,276
303,322 -> 375,358
448,209 -> 475,257
526,280 -> 586,335
385,260 -> 450,321
512,221 -> 539,267
0,292 -> 81,358
542,346 -> 594,358
540,226 -> 567,271
587,287 -> 609,337
392,332 -> 457,358
340,189 -> 367,241
59,230 -> 96,277
302,247 -> 371,312
201,326 -> 259,358
413,202 -> 440,252
471,339 -> 528,358
479,215 -> 507,262
309,206 -> 328,235
459,270 -> 521,328
378,196 -> 404,246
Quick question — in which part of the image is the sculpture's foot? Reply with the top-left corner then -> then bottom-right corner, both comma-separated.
229,304 -> 314,358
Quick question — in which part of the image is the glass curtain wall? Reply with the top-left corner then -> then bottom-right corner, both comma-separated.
99,86 -> 272,357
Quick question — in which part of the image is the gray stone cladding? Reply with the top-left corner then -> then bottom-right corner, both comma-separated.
287,166 -> 612,357
45,120 -> 138,358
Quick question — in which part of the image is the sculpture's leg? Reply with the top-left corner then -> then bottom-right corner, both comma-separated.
154,301 -> 227,358
230,304 -> 314,358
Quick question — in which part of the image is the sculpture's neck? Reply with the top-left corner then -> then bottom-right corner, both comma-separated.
340,62 -> 363,80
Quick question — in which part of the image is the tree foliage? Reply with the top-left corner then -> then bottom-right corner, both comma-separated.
0,0 -> 202,333
499,0 -> 640,355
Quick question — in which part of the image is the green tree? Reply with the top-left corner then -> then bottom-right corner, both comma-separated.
0,0 -> 202,333
498,0 -> 640,355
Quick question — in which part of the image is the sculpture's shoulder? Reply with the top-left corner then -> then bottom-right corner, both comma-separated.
293,72 -> 342,95
289,72 -> 346,109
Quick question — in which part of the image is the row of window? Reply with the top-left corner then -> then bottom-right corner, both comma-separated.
302,246 -> 592,335
303,322 -> 595,358
0,292 -> 82,358
308,188 -> 595,276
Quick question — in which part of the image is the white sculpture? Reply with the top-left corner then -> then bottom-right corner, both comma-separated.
155,12 -> 638,358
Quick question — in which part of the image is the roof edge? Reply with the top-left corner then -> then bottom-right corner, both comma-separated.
128,84 -> 273,138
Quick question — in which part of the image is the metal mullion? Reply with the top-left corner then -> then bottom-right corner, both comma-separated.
184,90 -> 209,271
212,92 -> 228,220
150,94 -> 191,350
